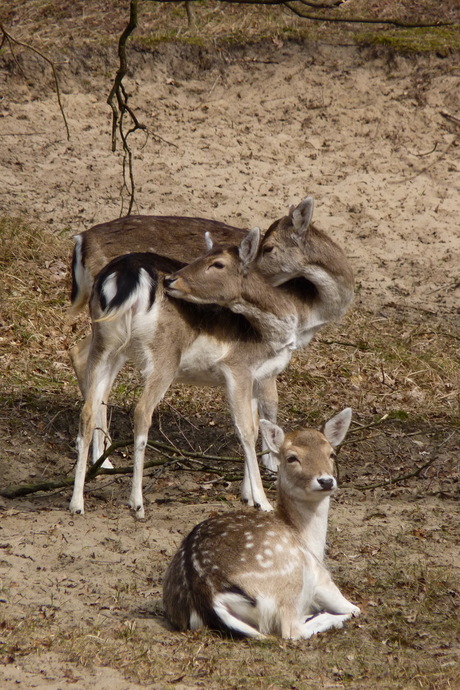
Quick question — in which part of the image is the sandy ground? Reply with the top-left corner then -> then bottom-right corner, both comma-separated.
0,40 -> 459,688
1,43 -> 459,313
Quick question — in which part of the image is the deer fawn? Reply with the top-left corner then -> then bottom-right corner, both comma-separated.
163,407 -> 360,639
69,198 -> 354,473
69,228 -> 300,517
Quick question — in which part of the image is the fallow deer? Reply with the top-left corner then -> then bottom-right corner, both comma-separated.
69,198 -> 354,472
162,407 -> 360,639
69,228 -> 300,517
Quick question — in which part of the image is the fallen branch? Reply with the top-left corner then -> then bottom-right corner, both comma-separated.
353,431 -> 455,491
283,2 -> 451,26
149,0 -> 452,27
0,438 -> 246,500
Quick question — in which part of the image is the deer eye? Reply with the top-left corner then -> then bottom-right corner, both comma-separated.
286,453 -> 300,464
262,245 -> 274,254
210,261 -> 225,269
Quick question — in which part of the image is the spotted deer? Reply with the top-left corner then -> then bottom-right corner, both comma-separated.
69,198 -> 354,473
69,228 -> 300,517
162,407 -> 360,639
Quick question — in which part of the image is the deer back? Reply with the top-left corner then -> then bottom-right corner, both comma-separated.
71,216 -> 247,314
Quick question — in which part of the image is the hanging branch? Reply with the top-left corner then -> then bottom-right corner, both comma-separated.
107,0 -> 450,211
107,0 -> 146,215
0,23 -> 70,139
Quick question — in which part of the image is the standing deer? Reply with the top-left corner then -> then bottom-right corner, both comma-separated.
69,228 -> 300,517
69,198 -> 354,472
163,408 -> 360,639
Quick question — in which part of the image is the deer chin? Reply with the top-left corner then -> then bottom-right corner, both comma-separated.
164,286 -> 187,298
165,288 -> 213,305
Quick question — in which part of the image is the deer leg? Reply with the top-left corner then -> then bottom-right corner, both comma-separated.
257,376 -> 279,471
69,335 -> 91,396
225,372 -> 272,512
70,333 -> 115,468
312,578 -> 361,618
69,352 -> 119,514
90,352 -> 128,468
300,611 -> 355,639
213,591 -> 265,639
129,364 -> 177,519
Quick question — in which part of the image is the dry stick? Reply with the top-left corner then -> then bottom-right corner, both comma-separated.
353,432 -> 455,491
0,439 -> 245,500
440,110 -> 460,126
0,23 -> 70,140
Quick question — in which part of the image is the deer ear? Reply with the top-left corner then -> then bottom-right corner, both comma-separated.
291,197 -> 314,239
259,419 -> 285,454
238,227 -> 261,268
204,231 -> 213,250
321,407 -> 352,447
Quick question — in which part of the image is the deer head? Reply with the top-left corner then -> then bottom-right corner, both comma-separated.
164,227 -> 262,305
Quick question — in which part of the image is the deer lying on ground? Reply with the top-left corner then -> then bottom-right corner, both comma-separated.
69,198 -> 354,472
163,407 -> 360,639
69,228 -> 300,517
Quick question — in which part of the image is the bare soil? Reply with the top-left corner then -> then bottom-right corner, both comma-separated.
0,6 -> 459,689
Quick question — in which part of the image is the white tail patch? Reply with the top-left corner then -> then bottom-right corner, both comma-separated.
95,267 -> 155,323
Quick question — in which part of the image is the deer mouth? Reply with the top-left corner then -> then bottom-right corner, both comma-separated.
163,276 -> 185,298
165,285 -> 185,298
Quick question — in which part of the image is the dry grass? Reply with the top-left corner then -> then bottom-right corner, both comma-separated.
0,182 -> 459,690
2,0 -> 459,54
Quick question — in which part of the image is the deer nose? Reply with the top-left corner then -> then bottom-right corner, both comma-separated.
163,276 -> 176,289
317,477 -> 334,491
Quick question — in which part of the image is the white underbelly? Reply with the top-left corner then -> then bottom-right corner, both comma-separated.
175,336 -> 229,386
253,347 -> 292,381
174,337 -> 292,388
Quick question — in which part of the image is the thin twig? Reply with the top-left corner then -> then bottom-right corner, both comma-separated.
440,110 -> 460,126
353,432 -> 455,491
0,23 -> 70,139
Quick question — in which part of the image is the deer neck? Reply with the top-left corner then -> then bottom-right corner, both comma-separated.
276,488 -> 330,563
301,264 -> 354,324
229,272 -> 298,352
